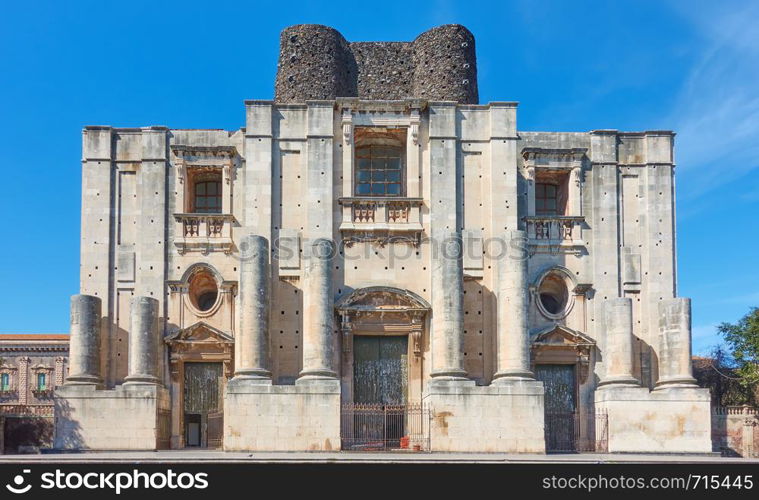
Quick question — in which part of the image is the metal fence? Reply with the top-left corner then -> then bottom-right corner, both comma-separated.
544,410 -> 608,453
341,403 -> 430,452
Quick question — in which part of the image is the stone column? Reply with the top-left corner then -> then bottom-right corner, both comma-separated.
493,230 -> 534,382
598,298 -> 639,387
299,238 -> 337,381
124,296 -> 160,384
430,232 -> 468,380
656,298 -> 697,389
65,294 -> 102,386
234,234 -> 271,381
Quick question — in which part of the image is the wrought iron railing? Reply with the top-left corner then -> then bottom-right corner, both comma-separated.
341,403 -> 430,452
544,410 -> 608,453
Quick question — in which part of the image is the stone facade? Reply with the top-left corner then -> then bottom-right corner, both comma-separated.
54,24 -> 711,454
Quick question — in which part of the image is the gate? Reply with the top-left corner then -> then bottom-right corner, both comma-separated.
544,411 -> 608,453
341,403 -> 430,451
183,362 -> 223,448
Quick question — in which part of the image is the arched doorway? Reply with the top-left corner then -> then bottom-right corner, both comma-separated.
336,287 -> 430,450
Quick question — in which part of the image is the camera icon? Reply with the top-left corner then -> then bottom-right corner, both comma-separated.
6,469 -> 32,494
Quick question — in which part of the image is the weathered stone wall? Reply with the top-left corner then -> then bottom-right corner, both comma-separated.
224,380 -> 340,451
54,384 -> 170,450
275,24 -> 478,103
595,386 -> 712,453
424,380 -> 545,452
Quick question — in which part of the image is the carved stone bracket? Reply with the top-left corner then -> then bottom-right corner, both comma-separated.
342,108 -> 352,143
410,108 -> 421,145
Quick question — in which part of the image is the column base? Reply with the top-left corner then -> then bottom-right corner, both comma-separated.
654,376 -> 699,390
297,369 -> 338,383
229,371 -> 272,387
123,374 -> 160,385
492,369 -> 535,382
429,368 -> 469,382
597,375 -> 640,388
63,374 -> 103,388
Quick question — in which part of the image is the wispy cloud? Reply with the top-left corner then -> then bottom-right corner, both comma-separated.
668,2 -> 759,205
692,322 -> 722,355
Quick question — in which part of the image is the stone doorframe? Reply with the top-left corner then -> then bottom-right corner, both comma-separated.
530,324 -> 595,384
335,287 -> 431,405
164,322 -> 234,449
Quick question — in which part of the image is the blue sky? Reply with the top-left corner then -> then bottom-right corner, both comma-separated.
1,0 -> 757,354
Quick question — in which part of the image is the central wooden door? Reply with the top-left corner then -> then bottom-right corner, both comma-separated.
183,362 -> 224,448
353,335 -> 408,405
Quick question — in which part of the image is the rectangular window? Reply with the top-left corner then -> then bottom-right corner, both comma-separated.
535,172 -> 569,216
1,373 -> 9,391
536,183 -> 558,215
37,373 -> 46,391
355,146 -> 403,196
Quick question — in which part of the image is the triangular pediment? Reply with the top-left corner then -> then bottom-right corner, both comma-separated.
165,322 -> 234,345
531,324 -> 595,347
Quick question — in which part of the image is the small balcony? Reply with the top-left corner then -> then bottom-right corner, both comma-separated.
524,216 -> 585,253
338,197 -> 424,245
173,213 -> 235,255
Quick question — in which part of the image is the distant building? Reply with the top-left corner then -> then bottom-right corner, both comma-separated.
0,334 -> 68,452
55,24 -> 711,454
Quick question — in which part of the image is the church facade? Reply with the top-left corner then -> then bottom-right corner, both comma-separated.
55,24 -> 711,453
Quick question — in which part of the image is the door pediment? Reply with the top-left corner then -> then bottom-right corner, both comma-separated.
165,322 -> 234,355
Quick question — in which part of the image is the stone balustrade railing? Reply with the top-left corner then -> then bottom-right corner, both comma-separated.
173,213 -> 235,254
525,216 -> 584,243
0,404 -> 54,417
339,196 -> 423,241
338,197 -> 424,244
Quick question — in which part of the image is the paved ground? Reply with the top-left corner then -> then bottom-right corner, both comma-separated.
0,450 -> 756,464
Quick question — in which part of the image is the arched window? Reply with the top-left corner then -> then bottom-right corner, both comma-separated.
354,128 -> 406,197
194,179 -> 222,213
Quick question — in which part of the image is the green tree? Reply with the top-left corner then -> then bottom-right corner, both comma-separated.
718,307 -> 759,392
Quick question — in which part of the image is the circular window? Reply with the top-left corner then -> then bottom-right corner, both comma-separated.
536,272 -> 571,319
188,269 -> 219,313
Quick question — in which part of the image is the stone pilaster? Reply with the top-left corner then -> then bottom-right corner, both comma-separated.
598,298 -> 639,387
66,294 -> 102,386
18,357 -> 29,405
233,234 -> 272,382
298,238 -> 337,381
493,230 -> 533,382
55,357 -> 65,387
656,298 -> 698,389
124,296 -> 160,385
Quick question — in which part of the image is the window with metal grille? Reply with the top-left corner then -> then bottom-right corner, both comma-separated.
536,182 -> 559,215
355,145 -> 403,197
194,180 -> 222,213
